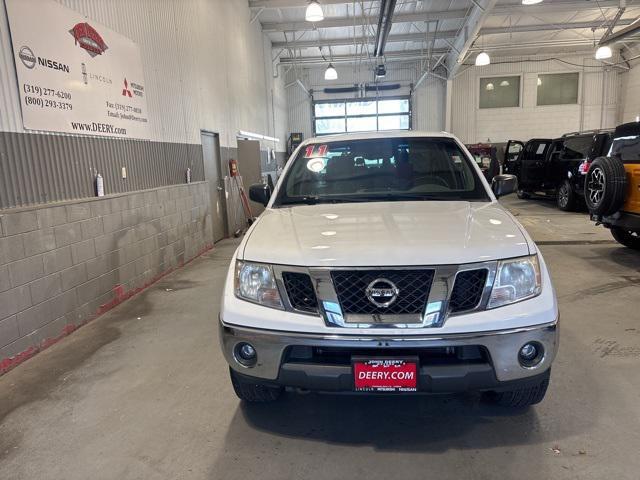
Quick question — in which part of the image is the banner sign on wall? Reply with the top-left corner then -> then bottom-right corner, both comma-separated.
6,0 -> 151,140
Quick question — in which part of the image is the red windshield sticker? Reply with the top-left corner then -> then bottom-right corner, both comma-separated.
304,145 -> 328,158
304,145 -> 315,158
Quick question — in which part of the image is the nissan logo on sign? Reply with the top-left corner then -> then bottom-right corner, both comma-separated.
18,46 -> 36,69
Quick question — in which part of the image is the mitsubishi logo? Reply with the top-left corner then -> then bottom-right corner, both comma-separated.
122,78 -> 132,97
365,278 -> 400,308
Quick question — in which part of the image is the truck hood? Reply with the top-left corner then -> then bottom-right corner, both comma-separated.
241,201 -> 531,267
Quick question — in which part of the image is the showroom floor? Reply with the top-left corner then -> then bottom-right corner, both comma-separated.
1,196 -> 639,480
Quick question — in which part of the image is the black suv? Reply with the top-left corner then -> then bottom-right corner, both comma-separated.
511,131 -> 613,211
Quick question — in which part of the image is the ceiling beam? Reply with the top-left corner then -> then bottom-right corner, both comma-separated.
252,0 -> 622,11
277,48 -> 450,65
491,0 -> 622,15
272,30 -> 457,49
446,0 -> 497,78
480,18 -> 637,36
261,10 -> 469,32
250,0 -> 358,7
276,40 -> 597,67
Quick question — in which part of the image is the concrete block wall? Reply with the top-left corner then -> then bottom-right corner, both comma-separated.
0,182 -> 213,372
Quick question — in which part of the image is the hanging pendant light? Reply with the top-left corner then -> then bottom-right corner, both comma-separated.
305,1 -> 324,22
595,45 -> 613,60
475,51 -> 491,66
324,63 -> 337,80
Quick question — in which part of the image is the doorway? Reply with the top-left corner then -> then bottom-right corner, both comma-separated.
237,139 -> 264,215
201,131 -> 227,242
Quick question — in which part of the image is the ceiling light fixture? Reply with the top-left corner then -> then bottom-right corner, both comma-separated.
305,1 -> 324,22
595,45 -> 613,60
475,51 -> 491,66
522,0 -> 543,4
324,63 -> 338,80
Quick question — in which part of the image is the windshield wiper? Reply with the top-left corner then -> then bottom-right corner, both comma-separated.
277,196 -> 373,206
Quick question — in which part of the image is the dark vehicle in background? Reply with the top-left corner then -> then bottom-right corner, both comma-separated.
512,131 -> 613,211
585,122 -> 640,250
467,141 -> 524,181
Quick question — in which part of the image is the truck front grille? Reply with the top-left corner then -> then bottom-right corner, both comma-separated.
449,268 -> 488,313
282,272 -> 318,313
330,270 -> 434,315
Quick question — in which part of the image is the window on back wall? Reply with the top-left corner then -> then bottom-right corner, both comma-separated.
479,76 -> 521,109
537,73 -> 579,106
313,97 -> 411,135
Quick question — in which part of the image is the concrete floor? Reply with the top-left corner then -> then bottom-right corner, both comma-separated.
1,195 -> 640,480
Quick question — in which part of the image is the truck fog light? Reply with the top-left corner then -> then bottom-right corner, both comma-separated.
235,342 -> 257,366
518,342 -> 544,368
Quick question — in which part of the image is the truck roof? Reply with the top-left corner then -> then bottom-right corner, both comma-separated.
302,130 -> 455,145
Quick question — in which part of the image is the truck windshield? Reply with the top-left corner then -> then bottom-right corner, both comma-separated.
274,137 -> 490,206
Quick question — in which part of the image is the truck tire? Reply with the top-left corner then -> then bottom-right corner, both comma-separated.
487,376 -> 549,408
610,227 -> 640,250
585,157 -> 627,216
229,368 -> 283,402
556,180 -> 576,211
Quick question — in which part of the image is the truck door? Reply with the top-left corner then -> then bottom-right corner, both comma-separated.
519,139 -> 552,190
504,140 -> 524,174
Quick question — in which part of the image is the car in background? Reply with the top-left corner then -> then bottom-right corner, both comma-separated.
585,122 -> 640,250
512,130 -> 613,211
467,141 -> 524,180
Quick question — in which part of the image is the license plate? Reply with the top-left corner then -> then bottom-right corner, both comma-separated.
352,358 -> 418,392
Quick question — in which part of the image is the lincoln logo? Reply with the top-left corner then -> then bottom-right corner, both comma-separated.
69,22 -> 108,57
122,78 -> 132,97
365,278 -> 400,308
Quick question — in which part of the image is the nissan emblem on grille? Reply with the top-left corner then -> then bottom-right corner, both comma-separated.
365,278 -> 400,308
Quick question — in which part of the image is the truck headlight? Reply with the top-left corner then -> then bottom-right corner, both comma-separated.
488,255 -> 542,309
234,261 -> 283,309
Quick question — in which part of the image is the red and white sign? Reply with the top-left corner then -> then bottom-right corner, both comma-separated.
353,359 -> 418,392
6,0 -> 150,140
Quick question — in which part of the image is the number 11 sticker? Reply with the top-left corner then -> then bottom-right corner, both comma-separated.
304,145 -> 328,158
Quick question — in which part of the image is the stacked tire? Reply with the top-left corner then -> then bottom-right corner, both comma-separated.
584,157 -> 640,250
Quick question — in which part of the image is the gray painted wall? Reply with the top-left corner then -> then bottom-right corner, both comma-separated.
0,182 -> 213,371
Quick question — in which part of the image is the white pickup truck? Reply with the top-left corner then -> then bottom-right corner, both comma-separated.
219,131 -> 558,408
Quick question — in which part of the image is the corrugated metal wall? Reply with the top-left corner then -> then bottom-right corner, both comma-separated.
0,132 -> 203,209
0,0 -> 288,209
284,61 -> 446,138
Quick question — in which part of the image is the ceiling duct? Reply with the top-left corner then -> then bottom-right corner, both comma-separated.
373,0 -> 397,58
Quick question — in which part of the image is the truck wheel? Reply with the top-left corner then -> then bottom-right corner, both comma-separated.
557,180 -> 576,211
487,376 -> 549,408
585,157 -> 627,216
517,190 -> 530,199
229,368 -> 283,402
610,227 -> 640,250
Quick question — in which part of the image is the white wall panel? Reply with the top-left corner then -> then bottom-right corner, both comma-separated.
620,61 -> 640,123
0,0 -> 288,151
450,54 -> 621,144
285,61 -> 445,138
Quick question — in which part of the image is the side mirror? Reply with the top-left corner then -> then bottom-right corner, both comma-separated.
491,174 -> 518,198
249,183 -> 272,207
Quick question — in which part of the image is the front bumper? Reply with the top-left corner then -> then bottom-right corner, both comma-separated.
219,318 -> 558,393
